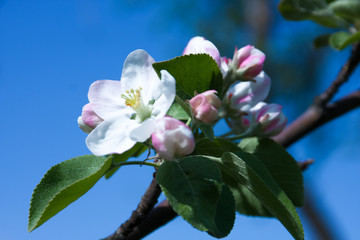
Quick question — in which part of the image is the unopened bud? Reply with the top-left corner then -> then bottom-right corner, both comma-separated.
189,90 -> 221,124
183,36 -> 221,68
251,102 -> 287,137
231,45 -> 265,80
151,117 -> 195,161
226,71 -> 271,113
77,103 -> 103,133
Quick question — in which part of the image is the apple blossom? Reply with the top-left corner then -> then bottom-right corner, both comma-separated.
225,71 -> 271,113
77,103 -> 103,133
228,45 -> 265,80
151,117 -> 195,161
183,36 -> 221,67
189,90 -> 221,124
251,102 -> 287,137
84,49 -> 176,156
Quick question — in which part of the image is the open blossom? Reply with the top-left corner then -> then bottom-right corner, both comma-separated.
78,103 -> 103,133
229,45 -> 265,80
189,90 -> 221,124
226,71 -> 271,113
251,102 -> 287,137
84,49 -> 176,156
151,117 -> 195,161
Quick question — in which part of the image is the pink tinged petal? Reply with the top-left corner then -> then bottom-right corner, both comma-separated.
250,71 -> 271,104
81,103 -> 103,129
189,92 -> 219,124
252,103 -> 287,136
78,116 -> 93,133
220,57 -> 230,77
202,90 -> 222,109
235,45 -> 253,67
151,117 -> 195,160
151,70 -> 176,117
88,79 -> 127,119
234,45 -> 266,79
86,115 -> 136,156
183,36 -> 221,67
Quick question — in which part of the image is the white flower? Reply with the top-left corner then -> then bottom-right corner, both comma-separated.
85,49 -> 176,156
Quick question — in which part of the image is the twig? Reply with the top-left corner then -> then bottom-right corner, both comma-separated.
104,173 -> 162,240
273,90 -> 360,148
297,159 -> 314,171
315,42 -> 360,107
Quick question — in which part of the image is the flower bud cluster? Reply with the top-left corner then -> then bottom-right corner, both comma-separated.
183,36 -> 287,137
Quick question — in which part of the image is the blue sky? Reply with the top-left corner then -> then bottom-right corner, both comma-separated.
1,1 -> 360,239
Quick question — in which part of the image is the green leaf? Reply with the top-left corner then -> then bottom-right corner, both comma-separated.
313,33 -> 332,48
194,138 -> 240,157
239,138 -> 304,206
329,31 -> 360,50
153,54 -> 223,101
105,143 -> 148,179
278,0 -> 348,28
156,156 -> 235,238
230,185 -> 273,217
209,184 -> 236,238
330,0 -> 360,22
28,155 -> 112,232
219,152 -> 304,240
166,101 -> 190,120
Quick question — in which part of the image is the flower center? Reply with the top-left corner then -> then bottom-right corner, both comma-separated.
121,87 -> 152,122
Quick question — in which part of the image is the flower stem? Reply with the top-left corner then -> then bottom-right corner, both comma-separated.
112,161 -> 159,168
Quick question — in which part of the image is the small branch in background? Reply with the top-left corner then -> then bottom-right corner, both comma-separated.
274,90 -> 360,148
104,173 -> 162,240
315,43 -> 360,107
301,189 -> 340,240
298,159 -> 314,171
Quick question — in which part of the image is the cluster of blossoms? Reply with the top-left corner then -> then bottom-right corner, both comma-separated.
183,36 -> 287,137
78,37 -> 287,161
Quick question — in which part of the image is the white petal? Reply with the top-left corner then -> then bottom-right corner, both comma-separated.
152,70 -> 176,117
86,115 -> 136,156
120,49 -> 161,103
129,118 -> 156,142
88,80 -> 130,119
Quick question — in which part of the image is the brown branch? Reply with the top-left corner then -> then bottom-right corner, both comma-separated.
273,90 -> 360,148
126,200 -> 177,240
315,43 -> 360,107
297,159 -> 314,171
104,174 -> 162,240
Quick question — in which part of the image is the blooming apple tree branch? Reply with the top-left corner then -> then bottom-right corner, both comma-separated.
117,42 -> 360,240
31,34 -> 360,240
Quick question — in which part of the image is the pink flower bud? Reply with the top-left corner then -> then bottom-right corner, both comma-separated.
151,117 -> 195,161
251,102 -> 287,137
189,90 -> 221,124
226,71 -> 271,112
77,103 -> 103,133
231,45 -> 265,79
183,36 -> 221,68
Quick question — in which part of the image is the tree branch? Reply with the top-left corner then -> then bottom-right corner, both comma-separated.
315,43 -> 360,107
104,173 -> 162,240
273,90 -> 360,148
